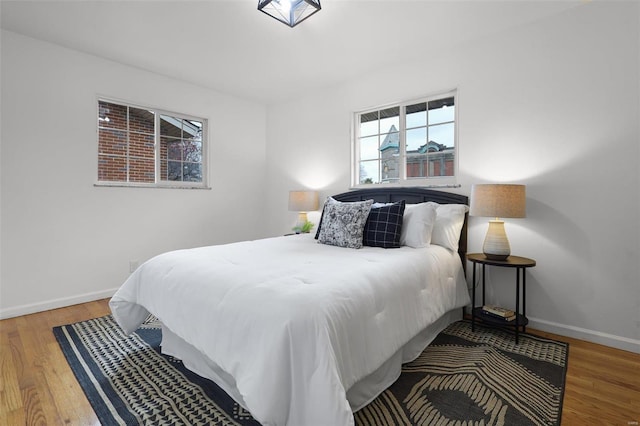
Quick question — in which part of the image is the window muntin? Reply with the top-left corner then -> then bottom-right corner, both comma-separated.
97,99 -> 207,188
354,93 -> 456,186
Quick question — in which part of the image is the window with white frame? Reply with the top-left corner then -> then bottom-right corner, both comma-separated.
354,92 -> 456,186
97,99 -> 208,188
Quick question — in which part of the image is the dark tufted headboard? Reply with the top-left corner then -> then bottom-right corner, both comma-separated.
331,187 -> 469,271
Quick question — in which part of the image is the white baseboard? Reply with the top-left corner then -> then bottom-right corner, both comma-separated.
528,316 -> 640,354
0,288 -> 119,320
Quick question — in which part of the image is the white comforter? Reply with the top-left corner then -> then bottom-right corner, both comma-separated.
110,233 -> 470,426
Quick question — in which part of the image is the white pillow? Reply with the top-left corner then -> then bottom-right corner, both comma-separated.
400,202 -> 438,248
428,202 -> 469,251
371,202 -> 393,208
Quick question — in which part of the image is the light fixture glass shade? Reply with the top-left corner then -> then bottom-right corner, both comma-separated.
469,184 -> 526,260
258,0 -> 321,28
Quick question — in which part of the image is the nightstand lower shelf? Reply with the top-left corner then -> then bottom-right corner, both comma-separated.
472,307 -> 528,329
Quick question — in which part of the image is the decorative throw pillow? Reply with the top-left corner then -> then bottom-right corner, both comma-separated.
314,196 -> 339,240
317,199 -> 373,249
400,202 -> 438,248
428,202 -> 469,251
363,200 -> 406,248
315,196 -> 375,239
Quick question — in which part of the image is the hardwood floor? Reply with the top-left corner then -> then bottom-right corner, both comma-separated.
1,299 -> 639,425
1,299 -> 111,426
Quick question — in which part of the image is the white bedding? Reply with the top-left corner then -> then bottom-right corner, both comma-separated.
110,233 -> 470,426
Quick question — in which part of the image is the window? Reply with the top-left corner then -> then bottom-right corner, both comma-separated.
354,92 -> 456,186
97,99 -> 207,188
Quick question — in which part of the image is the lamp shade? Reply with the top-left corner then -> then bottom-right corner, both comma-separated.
258,0 -> 321,28
288,190 -> 319,212
469,184 -> 526,218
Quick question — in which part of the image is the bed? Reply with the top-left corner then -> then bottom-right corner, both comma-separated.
109,187 -> 471,426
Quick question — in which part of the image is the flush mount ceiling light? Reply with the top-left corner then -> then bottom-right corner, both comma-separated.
258,0 -> 321,28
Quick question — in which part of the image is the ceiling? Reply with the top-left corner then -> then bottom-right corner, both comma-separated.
1,0 -> 582,105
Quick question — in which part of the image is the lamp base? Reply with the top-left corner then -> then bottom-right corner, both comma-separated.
482,220 -> 511,260
484,253 -> 510,261
297,212 -> 308,224
295,212 -> 309,233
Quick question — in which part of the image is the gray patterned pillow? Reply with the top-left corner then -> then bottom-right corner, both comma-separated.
317,199 -> 373,249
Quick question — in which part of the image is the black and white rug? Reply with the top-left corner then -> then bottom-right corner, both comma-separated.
54,317 -> 567,425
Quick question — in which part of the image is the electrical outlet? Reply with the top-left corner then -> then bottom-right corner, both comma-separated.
129,260 -> 139,273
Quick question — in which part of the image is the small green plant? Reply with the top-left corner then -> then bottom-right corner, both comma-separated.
293,220 -> 315,234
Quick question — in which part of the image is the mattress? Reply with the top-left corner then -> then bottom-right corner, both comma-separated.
110,233 -> 470,426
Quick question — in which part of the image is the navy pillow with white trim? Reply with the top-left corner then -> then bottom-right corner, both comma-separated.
363,200 -> 406,248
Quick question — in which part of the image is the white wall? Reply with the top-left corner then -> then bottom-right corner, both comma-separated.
0,31 -> 268,318
265,2 -> 640,352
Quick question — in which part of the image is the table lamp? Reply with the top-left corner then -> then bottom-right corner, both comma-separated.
288,190 -> 319,233
469,184 -> 526,260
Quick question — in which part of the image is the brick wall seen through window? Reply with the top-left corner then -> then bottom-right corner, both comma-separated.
97,99 -> 207,187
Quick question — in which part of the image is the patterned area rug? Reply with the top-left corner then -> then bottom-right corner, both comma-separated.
54,317 -> 567,426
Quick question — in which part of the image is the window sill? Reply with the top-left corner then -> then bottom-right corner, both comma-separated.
350,182 -> 460,190
94,182 -> 211,190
